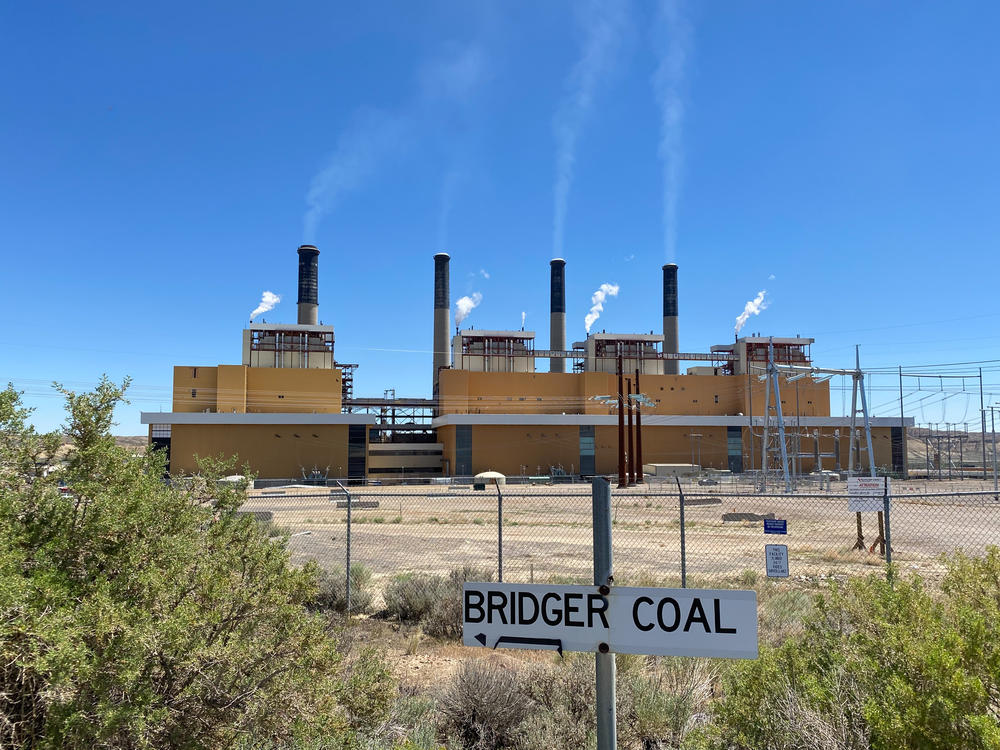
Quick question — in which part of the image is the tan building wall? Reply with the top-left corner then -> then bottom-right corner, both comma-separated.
172,366 -> 219,413
168,423 -> 352,478
436,422 -> 899,478
171,365 -> 342,414
438,370 -> 831,419
437,423 -> 732,476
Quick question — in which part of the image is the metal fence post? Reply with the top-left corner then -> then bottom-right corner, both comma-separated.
676,476 -> 687,588
497,483 -> 504,582
883,477 -> 893,582
335,480 -> 352,616
592,477 -> 616,750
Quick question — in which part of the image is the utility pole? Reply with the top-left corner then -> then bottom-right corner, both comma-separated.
899,366 -> 908,479
634,368 -> 644,483
626,377 -> 635,486
747,365 -> 755,477
617,355 -> 626,489
993,408 -> 999,502
981,368 -> 988,480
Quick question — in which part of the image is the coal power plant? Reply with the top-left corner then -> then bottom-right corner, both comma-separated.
141,246 -> 912,483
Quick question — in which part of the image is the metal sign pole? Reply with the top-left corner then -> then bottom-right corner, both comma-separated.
592,477 -> 617,750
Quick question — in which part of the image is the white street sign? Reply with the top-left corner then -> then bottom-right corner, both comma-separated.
463,582 -> 758,659
847,476 -> 891,512
765,544 -> 789,578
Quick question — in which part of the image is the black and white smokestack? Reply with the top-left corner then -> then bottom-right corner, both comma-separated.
549,258 -> 566,373
662,263 -> 679,374
433,253 -> 451,394
297,244 -> 319,325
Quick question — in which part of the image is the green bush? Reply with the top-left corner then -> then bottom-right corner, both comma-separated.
0,380 -> 392,749
384,573 -> 448,623
384,566 -> 494,640
424,566 -> 495,639
705,550 -> 1000,750
311,564 -> 375,615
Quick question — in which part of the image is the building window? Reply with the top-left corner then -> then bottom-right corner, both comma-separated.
714,395 -> 719,404
727,426 -> 744,474
348,424 -> 367,479
191,389 -> 197,398
579,425 -> 596,475
192,367 -> 198,378
278,394 -> 284,399
456,425 -> 473,476
150,424 -> 171,438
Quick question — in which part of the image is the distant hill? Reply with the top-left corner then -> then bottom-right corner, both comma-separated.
114,435 -> 147,454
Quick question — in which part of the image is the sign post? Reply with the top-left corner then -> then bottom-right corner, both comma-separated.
462,479 -> 760,747
592,477 -> 615,750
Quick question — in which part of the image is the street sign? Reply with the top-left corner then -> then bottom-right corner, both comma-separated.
848,476 -> 891,512
463,582 -> 758,659
763,519 -> 787,534
765,544 -> 789,578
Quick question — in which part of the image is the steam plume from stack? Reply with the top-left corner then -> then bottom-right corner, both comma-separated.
552,0 -> 627,258
521,311 -> 526,329
250,291 -> 281,322
584,283 -> 619,333
735,290 -> 768,333
652,0 -> 691,262
455,293 -> 483,325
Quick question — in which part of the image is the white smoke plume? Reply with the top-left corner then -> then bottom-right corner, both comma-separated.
455,292 -> 483,325
303,45 -> 486,243
584,283 -> 619,333
303,110 -> 411,243
250,291 -> 281,321
652,0 -> 691,262
521,311 -> 526,329
553,0 -> 627,258
734,290 -> 768,334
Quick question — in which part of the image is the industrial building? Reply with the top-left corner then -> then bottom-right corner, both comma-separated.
142,246 -> 911,481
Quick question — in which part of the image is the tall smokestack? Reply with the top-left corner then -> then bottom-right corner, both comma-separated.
296,244 -> 319,325
663,263 -> 678,374
549,258 -> 566,373
433,253 -> 451,394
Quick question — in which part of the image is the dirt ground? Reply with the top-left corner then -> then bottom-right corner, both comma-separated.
241,479 -> 999,595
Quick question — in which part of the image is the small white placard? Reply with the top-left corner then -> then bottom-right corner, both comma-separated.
848,476 -> 891,513
765,544 -> 789,578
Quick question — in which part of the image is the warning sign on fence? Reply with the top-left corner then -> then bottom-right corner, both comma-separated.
848,476 -> 891,513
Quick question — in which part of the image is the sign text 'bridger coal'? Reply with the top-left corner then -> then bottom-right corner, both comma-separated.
463,583 -> 758,659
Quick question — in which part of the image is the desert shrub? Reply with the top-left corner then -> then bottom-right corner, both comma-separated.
311,564 -> 375,615
518,654 -> 597,749
438,660 -> 530,749
705,550 -> 1000,750
0,380 -> 388,749
384,566 -> 494,639
620,657 -> 716,749
384,573 -> 448,623
423,566 -> 495,639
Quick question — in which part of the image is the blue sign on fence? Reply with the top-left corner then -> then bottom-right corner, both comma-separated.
763,519 -> 787,535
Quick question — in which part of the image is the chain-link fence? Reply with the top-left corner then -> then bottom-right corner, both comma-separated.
239,479 -> 999,641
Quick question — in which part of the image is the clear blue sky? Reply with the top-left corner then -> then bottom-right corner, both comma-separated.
3,1 -> 999,433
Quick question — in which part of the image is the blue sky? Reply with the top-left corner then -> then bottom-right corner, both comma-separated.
2,1 -> 999,433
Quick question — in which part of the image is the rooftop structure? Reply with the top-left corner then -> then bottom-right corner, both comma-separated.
574,332 -> 665,375
711,336 -> 814,376
452,330 -> 536,373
